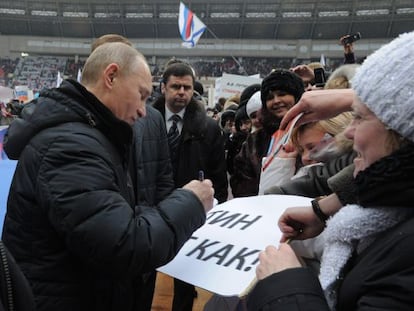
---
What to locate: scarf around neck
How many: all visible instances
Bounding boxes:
[319,143,414,310]
[319,205,413,310]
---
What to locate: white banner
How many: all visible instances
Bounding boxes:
[158,195,312,296]
[214,73,262,104]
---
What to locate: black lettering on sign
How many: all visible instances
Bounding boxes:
[202,244,234,265]
[185,238,220,259]
[185,238,260,272]
[206,210,262,230]
[223,247,260,271]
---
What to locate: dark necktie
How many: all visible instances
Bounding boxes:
[167,114,181,163]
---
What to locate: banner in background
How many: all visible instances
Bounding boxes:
[214,73,262,104]
[14,85,29,102]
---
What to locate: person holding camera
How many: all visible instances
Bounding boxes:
[290,63,326,91]
[340,33,361,64]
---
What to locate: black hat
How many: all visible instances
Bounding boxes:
[194,80,204,96]
[234,104,249,132]
[260,69,304,108]
[220,110,236,128]
[240,83,261,107]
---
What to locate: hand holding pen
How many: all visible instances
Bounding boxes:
[199,170,204,181]
[182,170,214,213]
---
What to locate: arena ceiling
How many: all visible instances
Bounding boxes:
[0,0,413,40]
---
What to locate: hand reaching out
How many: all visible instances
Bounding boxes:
[280,89,355,130]
[256,244,302,280]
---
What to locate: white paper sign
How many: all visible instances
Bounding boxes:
[158,195,312,296]
[214,73,262,104]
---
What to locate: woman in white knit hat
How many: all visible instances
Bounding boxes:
[247,31,414,311]
[245,91,263,133]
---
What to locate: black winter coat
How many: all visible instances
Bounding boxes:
[2,80,206,311]
[230,129,270,197]
[0,241,35,311]
[153,97,228,203]
[130,104,174,206]
[247,216,414,311]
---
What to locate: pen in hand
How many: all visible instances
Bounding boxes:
[198,170,204,181]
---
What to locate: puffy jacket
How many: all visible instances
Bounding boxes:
[0,241,35,311]
[2,80,206,311]
[130,104,174,206]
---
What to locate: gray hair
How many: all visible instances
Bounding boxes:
[81,42,146,85]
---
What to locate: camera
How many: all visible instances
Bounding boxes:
[342,32,361,45]
[314,68,326,88]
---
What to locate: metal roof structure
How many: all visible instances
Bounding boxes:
[0,0,413,40]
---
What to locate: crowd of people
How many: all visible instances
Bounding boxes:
[1,30,414,311]
[1,53,355,93]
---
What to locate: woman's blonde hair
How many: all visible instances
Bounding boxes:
[291,112,354,154]
[290,122,322,154]
[324,64,360,90]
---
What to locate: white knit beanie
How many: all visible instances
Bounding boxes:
[246,91,262,118]
[352,31,414,142]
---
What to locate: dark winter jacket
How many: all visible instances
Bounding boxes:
[0,241,35,311]
[247,216,414,311]
[230,129,271,197]
[130,104,174,206]
[2,80,206,311]
[225,131,248,175]
[153,97,228,203]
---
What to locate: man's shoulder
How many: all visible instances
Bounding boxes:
[134,104,166,138]
[146,104,163,118]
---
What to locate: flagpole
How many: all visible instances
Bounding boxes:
[205,28,249,76]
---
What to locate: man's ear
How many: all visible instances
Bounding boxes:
[160,82,166,94]
[103,63,119,88]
